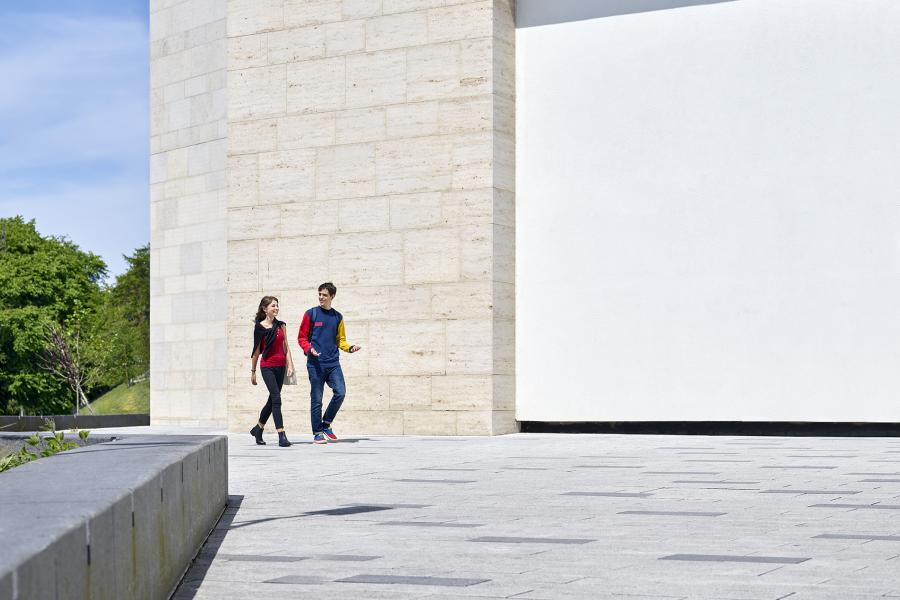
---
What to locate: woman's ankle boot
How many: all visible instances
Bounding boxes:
[278,431,292,447]
[250,425,266,445]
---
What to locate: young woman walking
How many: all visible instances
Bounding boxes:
[249,296,295,447]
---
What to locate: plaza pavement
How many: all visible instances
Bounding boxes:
[165,431,900,600]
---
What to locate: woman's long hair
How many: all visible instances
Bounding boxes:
[255,296,279,322]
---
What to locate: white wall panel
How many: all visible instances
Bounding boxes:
[516,0,900,421]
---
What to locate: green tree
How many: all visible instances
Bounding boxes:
[0,217,107,414]
[87,245,150,388]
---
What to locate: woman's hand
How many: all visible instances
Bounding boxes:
[287,364,294,378]
[251,371,257,385]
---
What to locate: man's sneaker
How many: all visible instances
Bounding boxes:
[322,427,338,442]
[313,433,328,444]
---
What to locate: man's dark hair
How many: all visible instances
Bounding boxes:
[318,282,337,297]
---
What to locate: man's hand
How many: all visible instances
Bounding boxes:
[309,347,320,357]
[350,345,361,353]
[251,372,257,385]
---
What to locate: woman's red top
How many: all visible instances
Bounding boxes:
[259,326,286,368]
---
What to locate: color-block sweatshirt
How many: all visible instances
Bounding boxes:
[297,307,352,368]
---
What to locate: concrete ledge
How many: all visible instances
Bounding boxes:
[0,414,150,432]
[0,435,228,600]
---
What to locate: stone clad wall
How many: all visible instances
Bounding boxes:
[224,0,517,434]
[150,0,229,426]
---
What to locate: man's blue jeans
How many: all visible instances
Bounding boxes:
[308,362,346,434]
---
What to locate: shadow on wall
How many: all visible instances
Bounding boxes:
[516,0,742,27]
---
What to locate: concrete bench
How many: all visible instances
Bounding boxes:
[0,435,228,600]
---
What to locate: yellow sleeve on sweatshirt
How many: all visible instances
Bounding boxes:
[336,318,352,353]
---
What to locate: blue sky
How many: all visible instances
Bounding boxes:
[0,0,149,279]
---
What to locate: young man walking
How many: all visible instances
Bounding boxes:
[297,282,361,444]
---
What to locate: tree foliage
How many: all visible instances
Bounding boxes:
[0,217,149,415]
[0,217,106,414]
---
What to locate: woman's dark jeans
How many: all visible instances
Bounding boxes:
[258,366,285,429]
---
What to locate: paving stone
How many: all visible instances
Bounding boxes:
[660,554,810,564]
[336,574,489,587]
[469,537,595,545]
[618,511,726,517]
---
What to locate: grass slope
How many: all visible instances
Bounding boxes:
[81,380,150,415]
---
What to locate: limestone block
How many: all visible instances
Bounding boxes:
[316,143,376,200]
[369,320,445,375]
[267,26,326,64]
[452,131,493,190]
[168,97,191,132]
[376,137,453,194]
[286,57,346,114]
[445,318,492,374]
[345,376,389,410]
[347,50,406,109]
[278,113,336,149]
[229,64,287,120]
[439,95,491,134]
[493,0,515,41]
[493,318,514,375]
[390,192,442,229]
[229,118,278,154]
[455,410,493,435]
[403,410,456,435]
[227,33,268,70]
[227,206,281,240]
[493,374,514,411]
[493,281,514,320]
[259,235,331,289]
[382,0,442,14]
[227,155,259,207]
[228,0,283,36]
[427,2,492,44]
[188,143,212,176]
[494,131,514,193]
[460,38,492,96]
[494,188,514,227]
[492,410,518,434]
[432,375,492,410]
[493,93,514,136]
[458,223,491,280]
[404,228,460,283]
[431,281,492,319]
[339,196,389,232]
[227,240,259,292]
[335,107,386,144]
[284,0,342,28]
[189,38,227,77]
[407,43,460,102]
[258,149,316,204]
[342,0,382,19]
[325,19,366,56]
[163,81,184,104]
[385,101,438,139]
[389,375,431,409]
[387,285,432,320]
[493,38,514,99]
[492,223,514,284]
[440,188,492,226]
[281,200,340,236]
[340,321,370,377]
[365,13,427,52]
[332,286,389,320]
[330,231,403,285]
[333,410,404,435]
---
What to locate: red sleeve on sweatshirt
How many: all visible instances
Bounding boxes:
[297,310,311,354]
